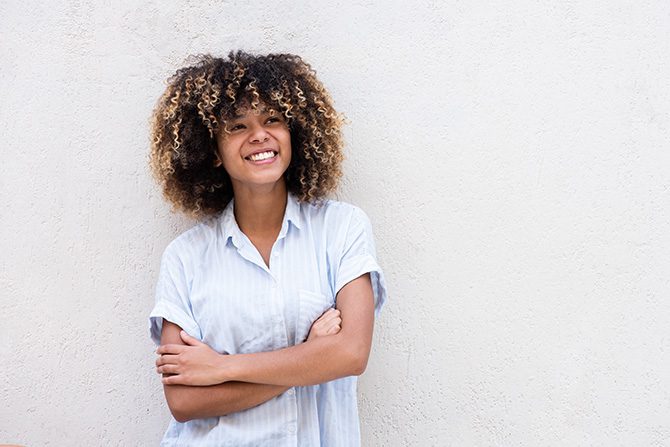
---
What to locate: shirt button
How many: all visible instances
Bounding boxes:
[287,423,296,434]
[287,388,295,396]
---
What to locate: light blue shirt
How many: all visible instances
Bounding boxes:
[149,192,387,446]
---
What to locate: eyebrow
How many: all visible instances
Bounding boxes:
[232,107,274,119]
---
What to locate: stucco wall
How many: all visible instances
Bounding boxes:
[2,1,669,445]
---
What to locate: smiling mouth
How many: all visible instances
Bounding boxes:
[245,150,278,162]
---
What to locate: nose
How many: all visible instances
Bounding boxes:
[249,124,269,143]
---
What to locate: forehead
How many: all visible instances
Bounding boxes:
[229,102,278,120]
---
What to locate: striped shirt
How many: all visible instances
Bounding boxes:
[149,191,387,446]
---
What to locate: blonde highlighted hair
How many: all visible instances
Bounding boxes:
[149,51,346,218]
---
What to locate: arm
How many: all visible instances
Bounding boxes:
[158,308,344,422]
[159,320,288,422]
[159,273,375,387]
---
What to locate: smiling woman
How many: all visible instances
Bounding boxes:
[147,51,388,446]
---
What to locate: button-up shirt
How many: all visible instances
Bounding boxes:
[149,192,387,446]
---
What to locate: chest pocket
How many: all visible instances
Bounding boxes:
[296,289,335,344]
[194,290,274,355]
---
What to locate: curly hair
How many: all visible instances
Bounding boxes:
[149,51,346,218]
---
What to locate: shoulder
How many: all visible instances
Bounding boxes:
[299,198,375,249]
[301,197,371,229]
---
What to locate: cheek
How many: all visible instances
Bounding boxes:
[221,155,243,177]
[281,131,292,152]
[283,139,292,164]
[216,150,242,177]
[216,139,240,162]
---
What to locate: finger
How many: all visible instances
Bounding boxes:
[156,344,185,355]
[326,324,341,334]
[180,331,203,346]
[317,309,340,324]
[316,308,338,321]
[155,354,179,367]
[321,315,341,329]
[326,319,341,331]
[161,375,180,385]
[157,364,180,375]
[327,318,341,328]
[162,374,184,386]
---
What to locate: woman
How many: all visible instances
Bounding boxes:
[148,51,387,446]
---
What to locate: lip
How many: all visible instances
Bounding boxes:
[246,154,278,166]
[244,148,278,160]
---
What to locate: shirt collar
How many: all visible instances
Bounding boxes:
[219,192,302,248]
[284,191,303,231]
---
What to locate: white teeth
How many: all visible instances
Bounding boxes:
[249,151,275,161]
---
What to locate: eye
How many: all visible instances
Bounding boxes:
[266,117,282,124]
[229,123,245,131]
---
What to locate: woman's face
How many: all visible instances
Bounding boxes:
[215,103,292,193]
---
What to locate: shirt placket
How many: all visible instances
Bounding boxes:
[269,239,299,444]
[269,245,287,346]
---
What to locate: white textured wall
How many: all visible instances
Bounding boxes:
[2,1,669,445]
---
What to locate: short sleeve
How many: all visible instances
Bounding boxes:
[148,242,201,346]
[334,207,388,317]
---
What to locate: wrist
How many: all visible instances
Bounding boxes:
[217,353,238,383]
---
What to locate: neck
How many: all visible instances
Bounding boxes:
[232,181,288,238]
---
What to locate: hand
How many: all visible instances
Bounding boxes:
[307,308,342,342]
[156,331,230,386]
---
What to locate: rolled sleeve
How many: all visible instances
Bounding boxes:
[335,207,388,317]
[148,242,201,345]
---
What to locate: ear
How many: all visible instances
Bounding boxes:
[213,156,222,167]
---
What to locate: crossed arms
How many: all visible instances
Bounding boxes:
[155,273,375,423]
